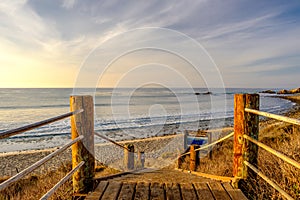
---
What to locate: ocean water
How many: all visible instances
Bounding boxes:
[0,88,295,152]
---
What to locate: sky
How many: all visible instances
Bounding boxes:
[0,0,300,88]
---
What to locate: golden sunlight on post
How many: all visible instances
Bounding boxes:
[70,96,95,195]
[233,94,259,187]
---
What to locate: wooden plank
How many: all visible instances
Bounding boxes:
[178,169,234,182]
[85,181,108,200]
[180,183,197,200]
[71,95,95,194]
[222,182,233,189]
[118,182,136,200]
[165,183,181,200]
[150,182,165,200]
[94,171,133,181]
[222,182,247,200]
[101,181,122,200]
[194,182,214,200]
[208,182,230,200]
[134,182,150,200]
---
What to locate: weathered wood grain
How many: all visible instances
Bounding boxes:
[194,182,214,200]
[118,182,136,200]
[150,182,165,200]
[208,182,230,200]
[134,182,150,200]
[165,183,181,200]
[70,95,95,194]
[180,183,197,200]
[101,181,122,200]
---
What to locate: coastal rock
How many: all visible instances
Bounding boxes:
[278,89,291,94]
[277,87,300,94]
[261,90,276,94]
[290,88,300,94]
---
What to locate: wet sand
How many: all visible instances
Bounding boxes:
[1,94,299,177]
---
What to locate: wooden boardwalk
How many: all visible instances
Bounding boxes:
[86,180,247,200]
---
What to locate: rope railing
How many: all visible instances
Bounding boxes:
[0,109,84,139]
[244,161,293,200]
[40,161,85,200]
[240,98,299,199]
[179,131,234,157]
[243,135,300,170]
[245,108,300,126]
[0,135,84,191]
[94,131,129,151]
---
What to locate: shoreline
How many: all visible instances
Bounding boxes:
[279,95,300,105]
[0,94,299,177]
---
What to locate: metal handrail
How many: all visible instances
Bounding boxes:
[0,104,88,198]
[245,108,300,126]
[244,161,294,200]
[0,109,83,139]
[0,135,84,191]
[95,132,129,151]
[40,161,85,200]
[243,135,300,170]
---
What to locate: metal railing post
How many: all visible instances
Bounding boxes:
[70,95,95,194]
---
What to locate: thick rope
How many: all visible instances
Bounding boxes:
[179,131,234,157]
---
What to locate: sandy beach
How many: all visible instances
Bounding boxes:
[0,94,299,178]
[0,134,185,177]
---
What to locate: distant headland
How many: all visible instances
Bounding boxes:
[261,87,300,95]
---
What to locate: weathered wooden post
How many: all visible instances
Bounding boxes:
[177,153,182,169]
[190,145,199,171]
[233,94,259,187]
[70,95,95,194]
[183,130,188,150]
[208,132,213,159]
[124,144,134,170]
[137,151,145,169]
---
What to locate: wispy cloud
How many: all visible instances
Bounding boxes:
[62,0,76,9]
[0,0,299,87]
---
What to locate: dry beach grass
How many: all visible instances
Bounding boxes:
[188,95,300,199]
[0,95,299,199]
